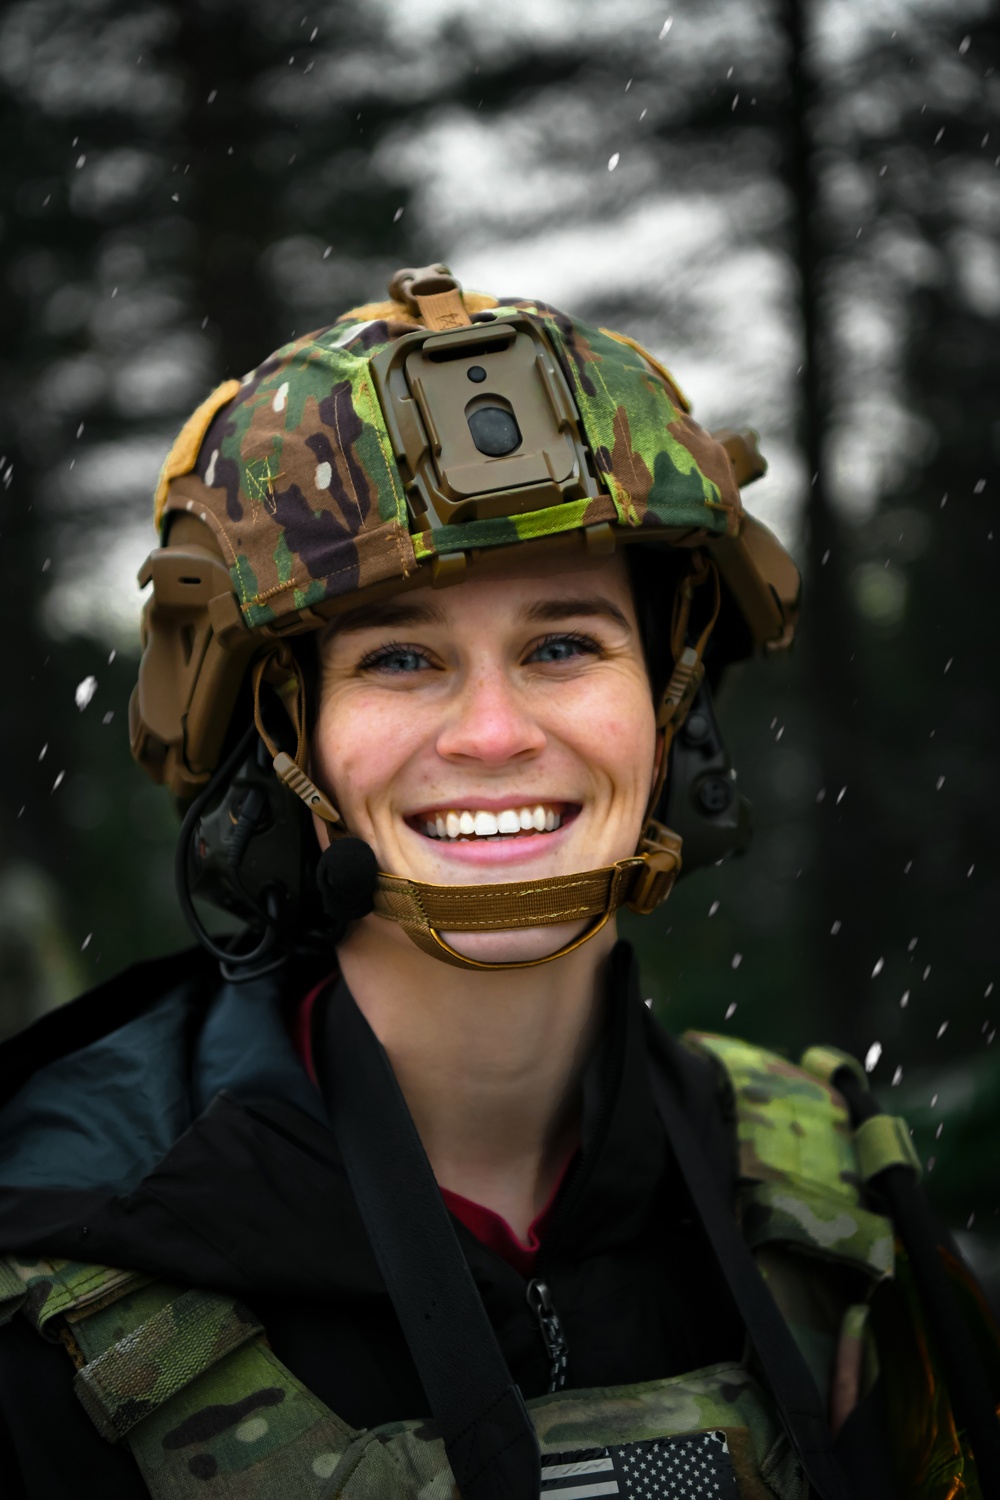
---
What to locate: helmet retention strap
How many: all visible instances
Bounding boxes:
[251,648,341,826]
[629,556,721,915]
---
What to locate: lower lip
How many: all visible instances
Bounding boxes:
[408,811,580,867]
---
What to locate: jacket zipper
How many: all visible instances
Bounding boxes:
[526,1278,568,1392]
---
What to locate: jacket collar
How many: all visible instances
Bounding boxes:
[0,942,722,1303]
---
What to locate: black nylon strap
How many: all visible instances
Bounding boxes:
[646,1051,860,1500]
[318,982,541,1500]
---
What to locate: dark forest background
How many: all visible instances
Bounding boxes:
[0,0,997,1288]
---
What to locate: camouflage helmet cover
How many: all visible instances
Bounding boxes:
[131,274,799,821]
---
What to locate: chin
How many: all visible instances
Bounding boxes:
[436,918,599,967]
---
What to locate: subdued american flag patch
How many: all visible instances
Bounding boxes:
[539,1429,739,1499]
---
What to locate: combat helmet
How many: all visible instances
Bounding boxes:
[130,265,800,975]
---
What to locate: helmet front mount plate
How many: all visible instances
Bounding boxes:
[370,316,602,530]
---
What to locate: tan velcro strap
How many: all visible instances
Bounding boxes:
[413,288,472,331]
[855,1114,922,1183]
[74,1290,263,1443]
[387,264,472,331]
[374,858,646,933]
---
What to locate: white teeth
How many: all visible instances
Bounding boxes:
[420,804,566,838]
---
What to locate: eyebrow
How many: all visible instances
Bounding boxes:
[328,592,631,637]
[328,600,448,635]
[519,596,631,630]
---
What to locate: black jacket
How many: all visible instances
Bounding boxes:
[0,941,748,1498]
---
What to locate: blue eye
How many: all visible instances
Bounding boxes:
[529,633,599,664]
[360,643,431,674]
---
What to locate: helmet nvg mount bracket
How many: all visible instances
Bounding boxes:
[130,264,800,974]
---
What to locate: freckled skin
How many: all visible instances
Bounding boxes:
[312,550,658,964]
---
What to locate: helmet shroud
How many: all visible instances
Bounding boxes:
[130,266,800,973]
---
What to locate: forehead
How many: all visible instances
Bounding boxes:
[324,551,638,640]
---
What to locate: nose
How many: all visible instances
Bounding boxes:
[435,664,546,768]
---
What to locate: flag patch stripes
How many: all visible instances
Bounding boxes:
[540,1430,739,1499]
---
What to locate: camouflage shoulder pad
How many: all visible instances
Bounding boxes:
[685,1032,857,1192]
[684,1032,894,1281]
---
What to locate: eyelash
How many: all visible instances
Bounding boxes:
[529,631,602,664]
[356,639,432,673]
[356,631,602,674]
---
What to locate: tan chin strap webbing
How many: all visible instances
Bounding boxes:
[371,832,682,971]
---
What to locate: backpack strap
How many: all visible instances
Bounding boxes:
[1,1255,358,1498]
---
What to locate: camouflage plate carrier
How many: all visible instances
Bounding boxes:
[0,1037,989,1499]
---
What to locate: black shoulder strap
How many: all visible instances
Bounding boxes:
[317,981,541,1500]
[645,1045,863,1500]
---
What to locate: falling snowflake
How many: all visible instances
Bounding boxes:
[608,153,620,171]
[75,675,97,711]
[864,1041,882,1073]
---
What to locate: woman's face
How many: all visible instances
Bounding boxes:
[312,550,659,963]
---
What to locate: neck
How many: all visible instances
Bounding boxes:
[336,917,616,1239]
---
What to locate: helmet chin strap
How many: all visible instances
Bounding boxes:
[251,557,719,972]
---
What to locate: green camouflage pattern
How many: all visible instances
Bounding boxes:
[685,1032,862,1198]
[0,1253,149,1335]
[165,317,419,630]
[333,1364,799,1500]
[685,1032,895,1411]
[160,300,743,631]
[74,1288,266,1442]
[2,1251,796,1498]
[8,1037,990,1498]
[740,1179,893,1280]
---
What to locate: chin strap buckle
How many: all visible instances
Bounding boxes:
[627,821,684,915]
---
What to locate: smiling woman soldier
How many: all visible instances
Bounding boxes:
[0,267,997,1500]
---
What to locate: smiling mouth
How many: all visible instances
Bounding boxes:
[406,803,579,842]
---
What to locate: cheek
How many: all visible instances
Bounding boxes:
[552,672,657,794]
[312,689,427,818]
